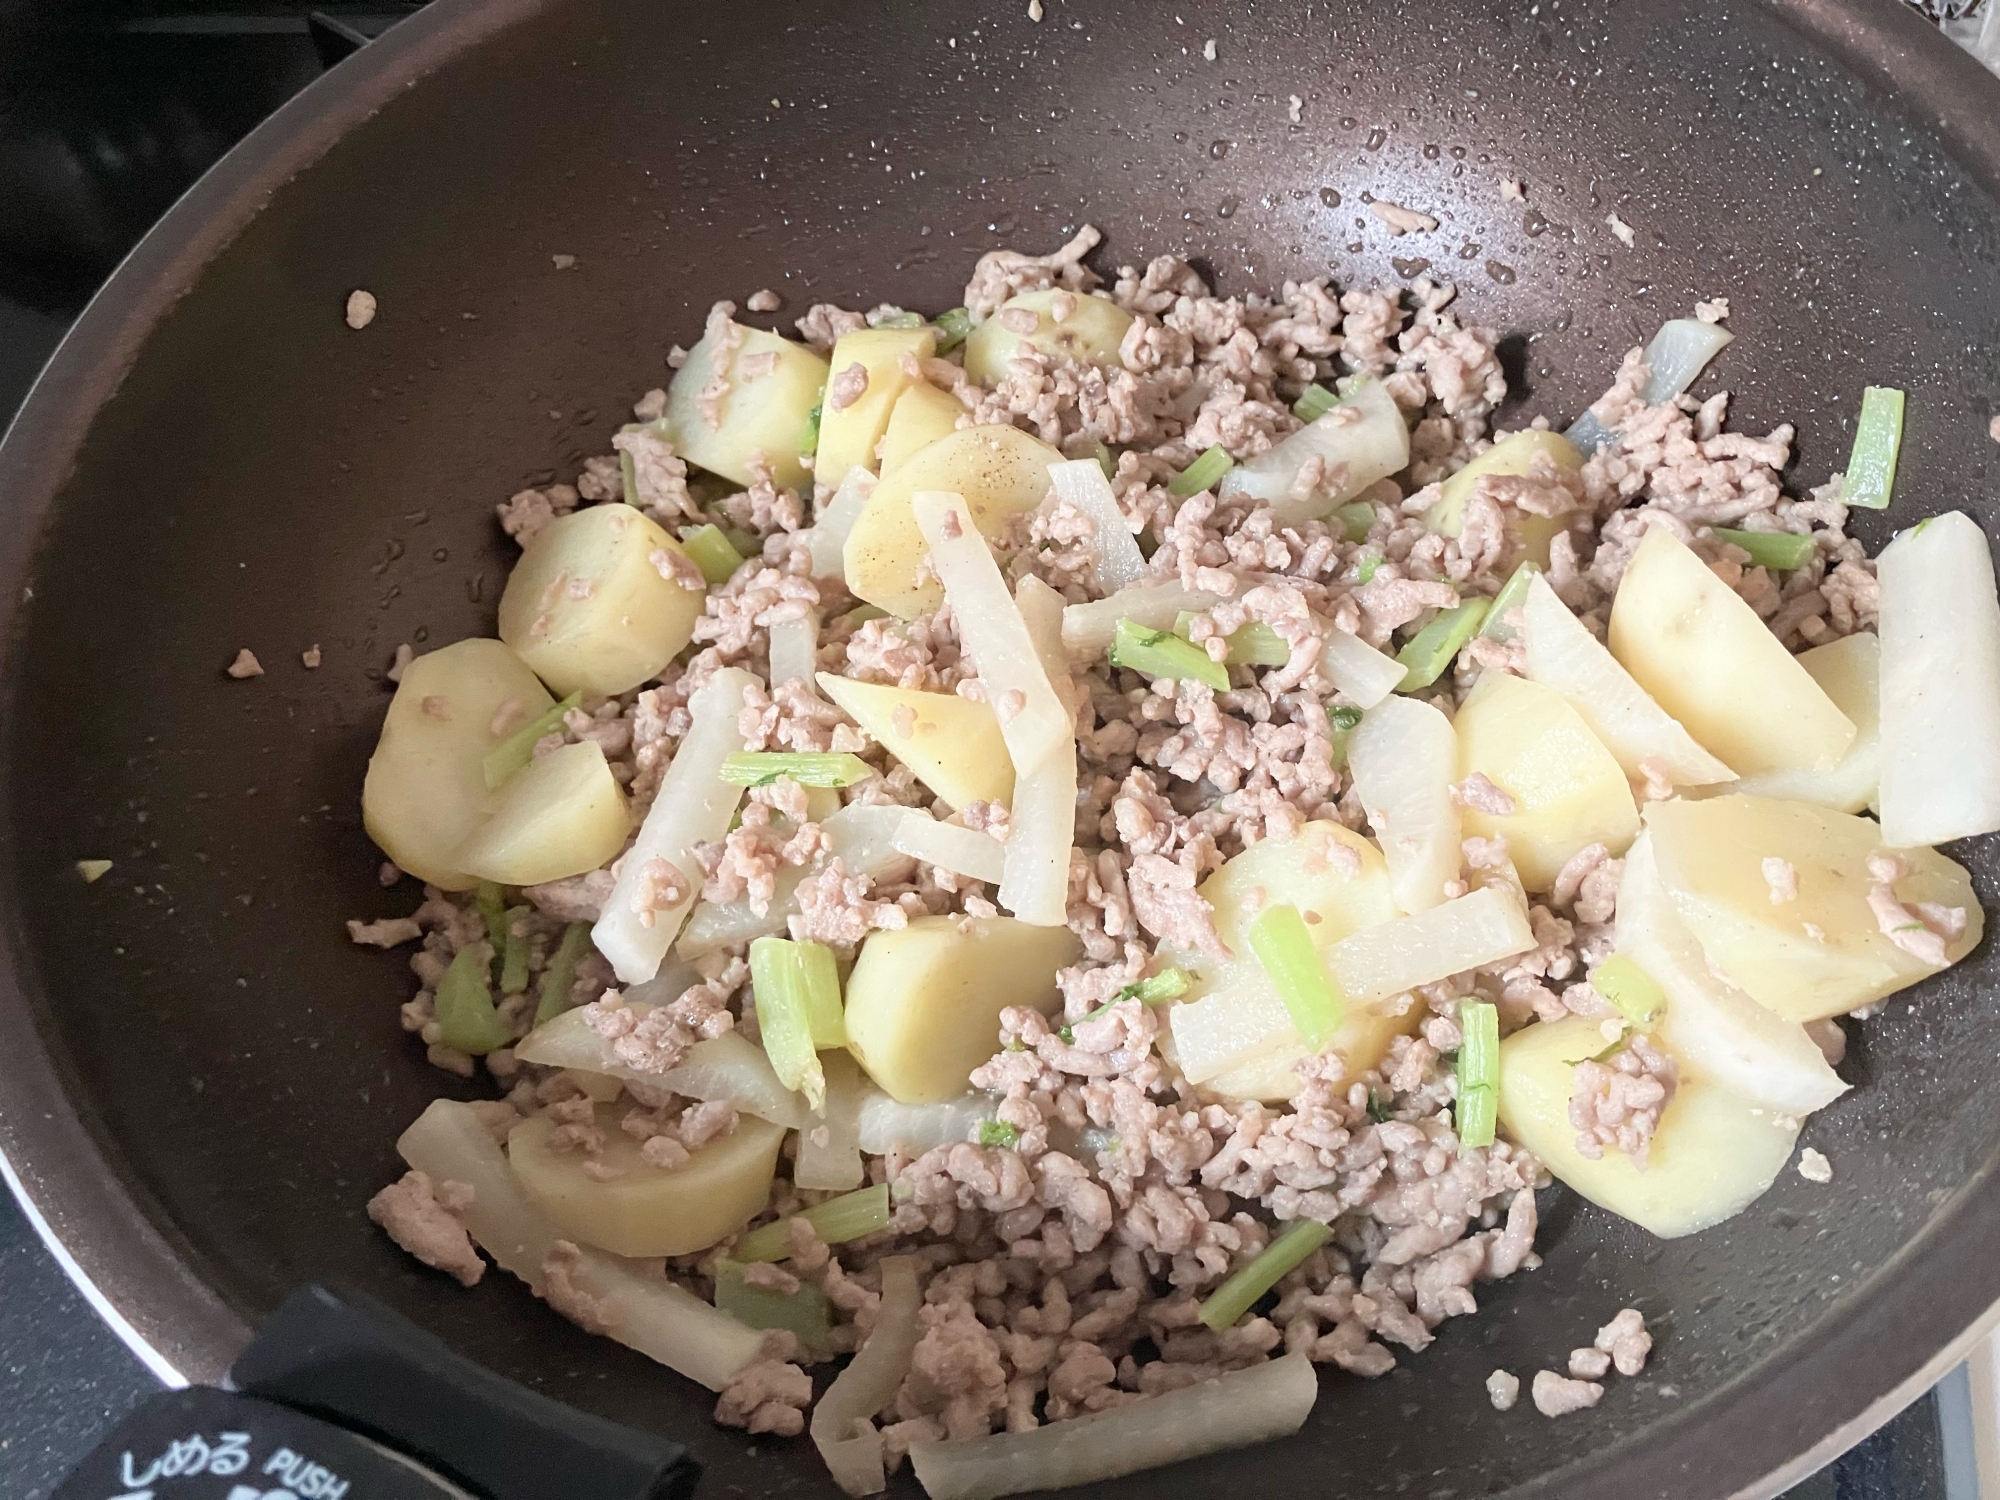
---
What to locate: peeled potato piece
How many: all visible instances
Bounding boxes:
[362,639,553,890]
[662,321,828,490]
[1607,526,1855,778]
[842,424,1065,617]
[497,503,706,697]
[1729,633,1880,814]
[1498,1016,1802,1239]
[815,672,1014,811]
[844,916,1079,1103]
[507,1105,785,1258]
[816,327,937,480]
[962,289,1135,386]
[880,382,968,473]
[455,741,630,886]
[1423,429,1584,569]
[1644,794,1981,1023]
[1453,671,1639,891]
[1197,821,1398,964]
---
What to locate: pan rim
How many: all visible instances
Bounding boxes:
[0,0,1996,1495]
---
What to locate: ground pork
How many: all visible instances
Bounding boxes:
[1570,1035,1676,1168]
[1533,1370,1604,1416]
[368,1171,483,1286]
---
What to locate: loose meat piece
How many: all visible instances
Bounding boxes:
[1594,1307,1653,1376]
[367,1171,483,1287]
[1531,1370,1604,1417]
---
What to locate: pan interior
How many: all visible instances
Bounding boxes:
[4,1,1999,1496]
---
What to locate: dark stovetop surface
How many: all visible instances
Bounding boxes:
[0,5,1967,1498]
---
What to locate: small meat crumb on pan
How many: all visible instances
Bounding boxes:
[1605,213,1638,247]
[301,644,322,669]
[76,859,112,884]
[1798,1147,1833,1184]
[1369,200,1439,235]
[344,289,377,329]
[367,1170,483,1286]
[1487,1369,1521,1410]
[1532,1370,1604,1417]
[226,648,264,679]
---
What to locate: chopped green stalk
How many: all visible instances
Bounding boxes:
[1173,613,1291,668]
[535,922,593,1025]
[1088,439,1117,480]
[872,309,926,329]
[720,751,874,789]
[1592,954,1666,1027]
[1713,527,1815,572]
[1396,599,1492,690]
[1198,1217,1332,1330]
[1356,553,1383,584]
[1292,383,1340,423]
[977,1120,1021,1148]
[678,524,746,585]
[713,1261,833,1353]
[1169,444,1234,498]
[483,691,584,788]
[1335,501,1378,543]
[795,940,847,1047]
[1455,999,1500,1148]
[722,525,762,558]
[1843,385,1905,510]
[750,935,832,1109]
[1247,904,1345,1049]
[1366,1088,1393,1124]
[932,306,975,354]
[1478,561,1543,643]
[799,394,825,455]
[1327,703,1363,770]
[499,907,532,995]
[735,1184,893,1262]
[475,881,510,953]
[1108,617,1230,693]
[434,945,514,1055]
[1119,967,1191,1005]
[841,603,890,629]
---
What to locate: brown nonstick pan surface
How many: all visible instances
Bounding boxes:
[2,0,1999,1495]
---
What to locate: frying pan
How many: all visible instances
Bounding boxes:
[2,0,1998,1495]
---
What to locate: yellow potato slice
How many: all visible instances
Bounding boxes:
[1607,526,1856,777]
[1498,1015,1802,1239]
[1729,633,1880,814]
[815,326,937,480]
[842,424,1065,617]
[1191,998,1424,1103]
[1423,430,1584,568]
[507,1106,785,1258]
[496,503,706,698]
[1453,671,1639,891]
[962,289,1135,385]
[844,916,1079,1103]
[362,639,552,890]
[814,673,1014,811]
[1644,794,1981,1022]
[662,322,828,490]
[1198,821,1397,966]
[455,740,630,886]
[879,382,968,473]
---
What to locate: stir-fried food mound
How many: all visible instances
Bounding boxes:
[353,228,1998,1497]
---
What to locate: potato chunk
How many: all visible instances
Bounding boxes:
[880,382,968,473]
[1607,526,1855,777]
[362,639,552,890]
[454,741,630,886]
[507,1106,785,1257]
[1453,671,1639,891]
[1730,633,1880,814]
[1644,794,1981,1022]
[815,673,1013,811]
[1498,1016,1801,1239]
[1199,821,1397,964]
[661,321,828,489]
[497,503,706,697]
[1422,430,1583,568]
[815,326,937,480]
[962,290,1135,386]
[844,916,1079,1103]
[842,424,1066,617]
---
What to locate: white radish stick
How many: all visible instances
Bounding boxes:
[1047,458,1147,592]
[1318,627,1407,708]
[808,465,877,580]
[1347,695,1460,913]
[1061,582,1221,656]
[1325,885,1536,1004]
[1000,575,1079,926]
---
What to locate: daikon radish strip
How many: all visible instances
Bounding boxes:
[1324,885,1536,1005]
[768,607,822,687]
[1000,574,1078,927]
[514,1015,810,1129]
[1346,695,1460,913]
[1522,574,1734,786]
[810,465,877,580]
[678,804,918,957]
[396,1099,761,1391]
[812,1256,922,1496]
[593,666,755,982]
[795,1051,867,1192]
[856,1091,997,1154]
[908,1351,1318,1500]
[1168,970,1297,1084]
[1220,377,1410,526]
[1877,510,2000,845]
[893,817,1008,885]
[1048,458,1147,591]
[912,491,1069,772]
[1565,318,1734,453]
[1061,583,1221,656]
[1318,627,1406,708]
